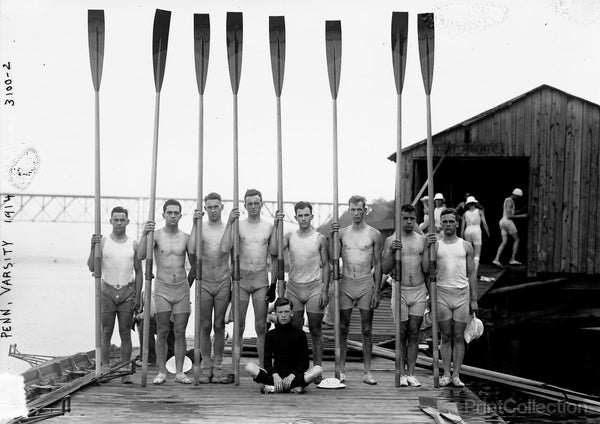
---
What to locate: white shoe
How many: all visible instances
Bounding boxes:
[339,373,346,383]
[406,375,421,387]
[399,374,408,387]
[439,375,452,387]
[452,376,465,387]
[261,384,275,393]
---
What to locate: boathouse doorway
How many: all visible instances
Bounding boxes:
[412,157,530,264]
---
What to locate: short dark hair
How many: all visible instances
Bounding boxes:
[348,195,367,209]
[440,208,458,220]
[400,204,416,214]
[163,199,182,213]
[274,296,293,310]
[204,192,222,202]
[294,201,313,214]
[111,206,129,218]
[244,188,262,202]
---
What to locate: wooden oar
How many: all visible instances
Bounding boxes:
[192,13,210,386]
[417,12,439,388]
[141,8,171,387]
[226,11,243,386]
[390,11,408,388]
[87,9,105,378]
[325,20,342,380]
[269,16,286,298]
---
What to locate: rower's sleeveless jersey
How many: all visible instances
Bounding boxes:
[464,209,481,227]
[101,235,135,285]
[436,238,469,289]
[288,231,322,283]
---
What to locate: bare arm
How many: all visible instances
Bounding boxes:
[187,210,203,255]
[381,235,395,275]
[220,208,239,253]
[137,221,155,260]
[465,241,478,312]
[133,240,143,309]
[480,210,490,237]
[370,230,384,309]
[318,234,331,308]
[87,234,102,272]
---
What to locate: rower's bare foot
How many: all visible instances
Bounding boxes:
[492,260,502,267]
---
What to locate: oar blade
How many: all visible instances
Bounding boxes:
[325,20,341,100]
[417,13,435,95]
[193,14,210,95]
[152,9,171,93]
[391,12,408,95]
[269,16,285,97]
[226,12,243,95]
[87,10,105,92]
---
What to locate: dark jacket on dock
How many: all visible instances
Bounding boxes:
[265,322,309,377]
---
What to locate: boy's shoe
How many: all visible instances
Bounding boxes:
[399,374,408,387]
[439,375,452,387]
[260,385,275,394]
[406,375,421,387]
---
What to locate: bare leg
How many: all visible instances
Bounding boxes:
[116,311,133,364]
[291,310,304,330]
[251,286,269,368]
[473,244,481,274]
[200,296,214,364]
[101,311,117,366]
[438,319,453,376]
[154,311,172,375]
[406,315,423,375]
[213,297,229,359]
[339,308,353,373]
[307,312,324,365]
[510,233,520,262]
[451,321,468,378]
[172,312,190,374]
[494,234,508,263]
[359,308,374,374]
[399,320,408,374]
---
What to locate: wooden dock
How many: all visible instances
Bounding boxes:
[50,356,505,424]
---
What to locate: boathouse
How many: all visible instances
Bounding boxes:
[389,84,600,277]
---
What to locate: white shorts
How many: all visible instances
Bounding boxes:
[464,225,482,246]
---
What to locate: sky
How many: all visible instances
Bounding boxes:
[1,0,599,206]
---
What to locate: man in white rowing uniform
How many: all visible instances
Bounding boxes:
[189,192,232,383]
[381,203,436,387]
[138,199,193,385]
[423,208,478,387]
[272,201,330,370]
[332,195,383,385]
[221,188,277,367]
[493,188,527,267]
[88,206,142,384]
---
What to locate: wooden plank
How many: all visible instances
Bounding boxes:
[531,89,545,272]
[560,98,577,272]
[522,95,533,157]
[568,99,584,272]
[579,102,593,273]
[590,107,600,274]
[546,90,565,272]
[50,357,506,424]
[513,99,524,156]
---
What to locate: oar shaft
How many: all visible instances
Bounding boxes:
[425,93,439,387]
[331,98,341,379]
[232,93,241,386]
[141,92,161,387]
[194,94,204,385]
[394,93,402,387]
[276,96,285,297]
[93,90,102,377]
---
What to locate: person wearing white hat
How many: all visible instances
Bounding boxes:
[433,193,446,239]
[493,188,527,267]
[460,196,490,274]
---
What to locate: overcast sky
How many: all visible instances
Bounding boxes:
[1,0,599,205]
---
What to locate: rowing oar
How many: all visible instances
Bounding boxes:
[192,13,210,386]
[417,12,439,388]
[87,9,105,378]
[269,16,286,299]
[390,11,408,388]
[226,11,243,386]
[325,20,342,380]
[141,9,171,387]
